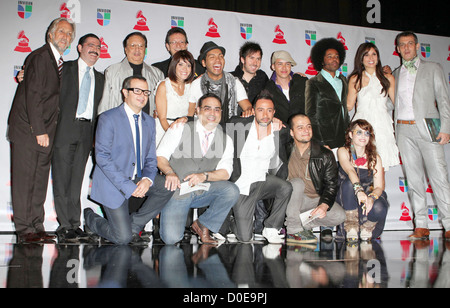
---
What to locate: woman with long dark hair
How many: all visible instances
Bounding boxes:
[336,119,389,242]
[347,42,399,170]
[154,50,195,146]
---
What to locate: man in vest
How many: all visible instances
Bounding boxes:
[157,93,239,244]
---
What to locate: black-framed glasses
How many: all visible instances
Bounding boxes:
[127,88,151,96]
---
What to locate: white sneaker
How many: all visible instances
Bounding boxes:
[262,228,285,244]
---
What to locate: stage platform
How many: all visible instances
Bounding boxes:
[0,230,448,289]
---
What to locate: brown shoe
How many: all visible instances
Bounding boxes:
[37,231,57,240]
[191,220,217,244]
[408,228,430,240]
[445,230,450,241]
[18,232,42,244]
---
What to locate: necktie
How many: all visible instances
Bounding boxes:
[58,57,63,78]
[77,67,91,115]
[133,114,142,178]
[201,131,213,157]
[403,57,417,75]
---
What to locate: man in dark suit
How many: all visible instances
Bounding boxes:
[84,76,174,245]
[52,34,104,243]
[8,17,75,243]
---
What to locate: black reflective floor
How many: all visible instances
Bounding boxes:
[0,230,449,288]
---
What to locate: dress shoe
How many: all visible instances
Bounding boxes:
[445,230,450,241]
[129,233,148,246]
[37,231,56,240]
[191,220,217,244]
[18,232,42,244]
[408,228,430,240]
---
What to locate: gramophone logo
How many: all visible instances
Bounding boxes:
[133,10,149,31]
[447,45,450,61]
[14,31,32,53]
[100,37,111,59]
[240,23,252,40]
[18,1,33,19]
[393,38,400,56]
[59,1,80,23]
[305,56,318,76]
[97,8,111,26]
[399,202,412,221]
[420,43,431,58]
[336,32,349,50]
[305,30,316,46]
[171,16,184,28]
[205,18,220,38]
[272,25,286,44]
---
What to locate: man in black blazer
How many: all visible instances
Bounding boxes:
[52,34,105,242]
[8,18,76,243]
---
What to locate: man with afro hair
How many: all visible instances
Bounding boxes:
[304,37,349,242]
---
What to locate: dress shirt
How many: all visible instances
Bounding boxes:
[123,103,144,181]
[234,120,276,195]
[157,120,234,178]
[397,58,420,121]
[49,42,62,63]
[320,69,343,101]
[76,58,95,120]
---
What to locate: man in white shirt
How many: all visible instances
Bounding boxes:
[52,34,105,243]
[393,31,450,241]
[157,93,239,245]
[226,90,292,243]
[84,76,174,245]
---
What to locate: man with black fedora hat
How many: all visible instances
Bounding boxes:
[188,41,253,123]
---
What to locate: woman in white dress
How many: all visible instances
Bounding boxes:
[155,50,195,146]
[347,42,399,170]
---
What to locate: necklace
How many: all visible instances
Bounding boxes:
[351,145,367,166]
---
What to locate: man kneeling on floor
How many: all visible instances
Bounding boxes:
[285,113,345,244]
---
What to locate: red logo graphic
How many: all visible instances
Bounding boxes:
[305,57,318,75]
[447,45,450,61]
[399,202,412,221]
[393,39,399,56]
[60,3,72,19]
[205,18,220,38]
[133,10,149,31]
[272,25,286,44]
[14,31,32,53]
[336,32,348,50]
[100,37,111,59]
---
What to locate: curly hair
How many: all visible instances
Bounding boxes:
[344,119,378,175]
[310,37,346,72]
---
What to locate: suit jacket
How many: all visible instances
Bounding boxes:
[98,58,164,115]
[8,43,61,154]
[226,116,289,182]
[90,104,157,209]
[393,60,450,140]
[305,72,349,149]
[54,60,104,147]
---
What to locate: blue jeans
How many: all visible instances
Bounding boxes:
[160,181,240,244]
[85,174,174,245]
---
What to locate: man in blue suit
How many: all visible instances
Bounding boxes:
[84,76,174,245]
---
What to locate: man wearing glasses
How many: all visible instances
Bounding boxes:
[152,27,205,78]
[157,93,239,245]
[98,32,164,115]
[84,76,174,245]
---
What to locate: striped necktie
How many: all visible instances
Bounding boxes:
[58,57,63,78]
[201,131,213,157]
[133,114,142,178]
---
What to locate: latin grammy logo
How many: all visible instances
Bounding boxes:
[100,37,111,59]
[14,31,32,53]
[305,57,318,76]
[399,202,412,221]
[272,25,286,44]
[336,32,349,50]
[205,18,220,38]
[133,10,149,31]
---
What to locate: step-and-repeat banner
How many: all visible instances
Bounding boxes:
[1,0,449,232]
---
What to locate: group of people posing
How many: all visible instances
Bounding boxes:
[8,17,450,247]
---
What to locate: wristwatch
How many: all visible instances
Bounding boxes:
[203,172,209,181]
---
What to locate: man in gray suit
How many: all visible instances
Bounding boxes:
[393,31,450,240]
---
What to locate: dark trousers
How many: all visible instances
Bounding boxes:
[10,142,52,235]
[85,174,174,245]
[233,175,293,242]
[52,121,92,232]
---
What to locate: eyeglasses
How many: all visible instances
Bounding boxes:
[127,88,151,96]
[201,106,222,113]
[353,129,371,137]
[127,43,146,50]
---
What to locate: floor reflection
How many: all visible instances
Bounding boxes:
[1,231,449,288]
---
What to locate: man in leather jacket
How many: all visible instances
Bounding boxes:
[284,113,345,244]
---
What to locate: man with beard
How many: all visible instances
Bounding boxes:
[226,90,292,243]
[52,34,105,243]
[284,114,344,244]
[8,17,76,243]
